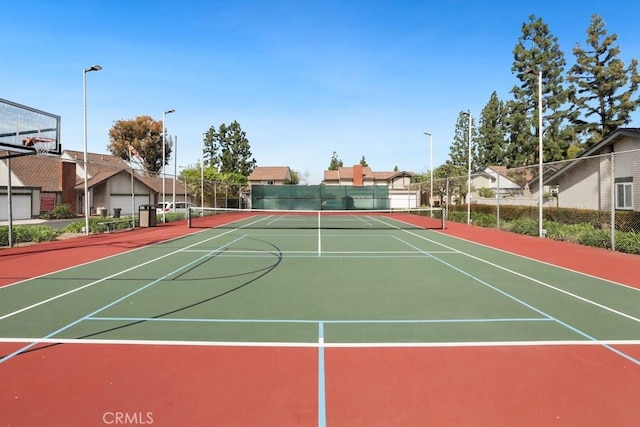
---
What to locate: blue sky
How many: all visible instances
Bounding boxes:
[3,1,640,184]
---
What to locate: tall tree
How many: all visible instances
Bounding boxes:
[107,115,172,175]
[201,127,219,169]
[203,121,256,176]
[510,15,573,165]
[448,111,477,175]
[476,91,508,169]
[359,156,368,167]
[567,13,640,147]
[328,151,343,170]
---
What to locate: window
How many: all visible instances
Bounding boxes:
[615,182,633,209]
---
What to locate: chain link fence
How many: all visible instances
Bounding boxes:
[22,148,637,254]
[410,149,640,254]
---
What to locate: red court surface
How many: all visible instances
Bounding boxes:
[325,345,640,426]
[2,342,639,426]
[441,221,640,288]
[1,343,317,426]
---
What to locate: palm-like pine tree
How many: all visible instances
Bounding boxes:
[477,92,508,169]
[509,15,573,165]
[568,13,640,148]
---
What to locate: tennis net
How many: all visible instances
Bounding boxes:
[187,207,446,230]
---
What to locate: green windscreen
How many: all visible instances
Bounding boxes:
[251,185,390,210]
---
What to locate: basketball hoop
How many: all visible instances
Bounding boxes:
[23,136,55,156]
[33,140,54,156]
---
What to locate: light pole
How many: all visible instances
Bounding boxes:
[465,111,472,225]
[173,135,177,210]
[423,132,433,215]
[83,64,102,235]
[537,70,544,238]
[201,132,205,212]
[162,109,175,223]
[525,69,544,238]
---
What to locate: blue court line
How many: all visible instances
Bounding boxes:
[318,321,327,427]
[392,234,640,366]
[0,235,247,364]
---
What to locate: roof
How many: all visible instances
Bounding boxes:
[136,174,187,194]
[374,170,414,180]
[487,165,507,176]
[248,166,291,181]
[480,166,523,188]
[323,166,413,182]
[2,154,67,192]
[63,149,131,178]
[2,149,173,195]
[73,169,123,190]
[544,127,640,185]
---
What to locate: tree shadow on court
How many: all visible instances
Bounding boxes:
[1,237,283,360]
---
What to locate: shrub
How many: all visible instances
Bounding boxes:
[576,228,611,249]
[478,187,495,198]
[40,204,78,220]
[613,231,640,255]
[472,212,497,228]
[0,225,59,246]
[505,218,539,236]
[448,210,468,224]
[65,215,143,234]
[444,204,640,255]
[543,221,598,242]
[160,212,186,222]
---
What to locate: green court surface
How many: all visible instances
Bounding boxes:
[2,211,640,359]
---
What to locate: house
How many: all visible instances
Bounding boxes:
[323,165,417,208]
[542,128,640,211]
[248,166,293,185]
[63,150,157,216]
[472,166,524,197]
[0,155,76,220]
[0,150,192,220]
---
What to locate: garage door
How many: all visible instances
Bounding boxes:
[0,195,32,220]
[110,195,150,216]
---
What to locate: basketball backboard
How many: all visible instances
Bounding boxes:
[0,98,61,157]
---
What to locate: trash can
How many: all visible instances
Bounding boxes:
[98,207,108,217]
[138,204,156,227]
[113,208,121,218]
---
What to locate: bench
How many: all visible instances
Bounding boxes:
[98,218,136,233]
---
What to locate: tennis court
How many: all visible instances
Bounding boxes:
[1,210,640,426]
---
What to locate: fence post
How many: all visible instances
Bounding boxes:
[445,178,450,218]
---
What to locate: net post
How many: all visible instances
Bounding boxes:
[187,207,192,228]
[441,207,446,229]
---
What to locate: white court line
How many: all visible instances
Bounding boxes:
[363,216,640,326]
[182,249,455,255]
[0,225,254,321]
[2,337,640,348]
[416,232,640,324]
[436,228,640,292]
[0,227,212,290]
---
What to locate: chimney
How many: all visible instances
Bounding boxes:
[60,160,77,211]
[353,164,363,187]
